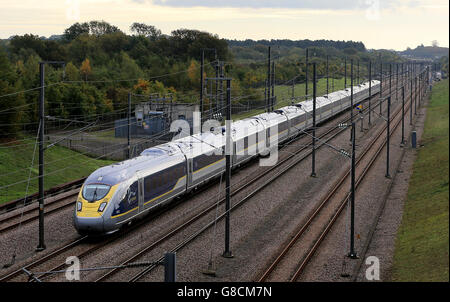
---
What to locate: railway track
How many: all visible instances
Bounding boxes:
[256,81,418,282]
[95,83,404,282]
[0,190,78,235]
[0,178,85,214]
[0,77,405,282]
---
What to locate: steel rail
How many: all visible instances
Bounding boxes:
[256,80,416,282]
[124,83,404,282]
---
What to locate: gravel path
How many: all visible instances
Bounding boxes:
[354,95,429,282]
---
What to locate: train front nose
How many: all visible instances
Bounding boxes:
[74,199,108,234]
[74,214,105,234]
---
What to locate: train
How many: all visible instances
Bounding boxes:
[74,80,380,234]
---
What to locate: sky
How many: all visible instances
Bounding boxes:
[0,0,448,51]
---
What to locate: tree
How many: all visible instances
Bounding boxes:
[65,62,80,81]
[0,48,25,138]
[88,20,121,36]
[187,59,200,86]
[63,22,90,41]
[130,23,161,41]
[80,58,92,81]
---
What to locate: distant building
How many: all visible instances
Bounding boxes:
[115,95,200,139]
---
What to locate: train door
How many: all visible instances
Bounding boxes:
[187,158,194,188]
[137,173,145,213]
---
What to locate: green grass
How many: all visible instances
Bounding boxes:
[232,77,351,121]
[391,79,449,282]
[0,138,115,204]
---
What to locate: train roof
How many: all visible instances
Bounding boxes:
[85,80,379,185]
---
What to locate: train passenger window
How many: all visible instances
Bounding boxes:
[145,177,151,194]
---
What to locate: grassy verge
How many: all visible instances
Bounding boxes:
[0,139,115,205]
[391,79,449,281]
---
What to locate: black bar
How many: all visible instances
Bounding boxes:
[380,62,383,115]
[396,63,399,101]
[402,63,404,89]
[215,61,219,118]
[389,63,392,98]
[326,55,329,95]
[271,61,275,111]
[305,48,309,96]
[419,72,422,107]
[401,86,405,146]
[386,96,391,178]
[164,253,176,282]
[350,59,353,141]
[410,76,413,126]
[200,51,204,121]
[348,122,357,259]
[223,78,233,258]
[368,61,372,125]
[414,76,417,115]
[264,79,267,108]
[267,47,271,113]
[128,92,131,159]
[344,57,347,89]
[37,62,46,252]
[311,63,317,178]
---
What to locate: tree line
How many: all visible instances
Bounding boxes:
[0,20,408,139]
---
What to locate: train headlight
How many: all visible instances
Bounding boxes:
[98,202,107,212]
[76,201,82,212]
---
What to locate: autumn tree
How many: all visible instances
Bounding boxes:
[187,59,200,87]
[80,58,92,81]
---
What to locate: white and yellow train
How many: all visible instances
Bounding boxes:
[74,80,380,234]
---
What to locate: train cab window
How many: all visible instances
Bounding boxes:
[82,184,111,202]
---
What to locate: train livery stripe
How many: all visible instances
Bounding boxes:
[193,158,225,174]
[143,175,186,206]
[110,206,138,219]
[111,176,186,218]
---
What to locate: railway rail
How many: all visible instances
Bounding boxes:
[0,178,85,214]
[95,81,406,282]
[0,74,413,282]
[0,74,404,237]
[0,190,78,235]
[256,79,420,282]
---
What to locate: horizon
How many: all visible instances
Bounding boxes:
[0,1,448,51]
[2,29,447,53]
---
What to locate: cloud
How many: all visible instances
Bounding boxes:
[137,0,401,10]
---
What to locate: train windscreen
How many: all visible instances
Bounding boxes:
[82,184,111,202]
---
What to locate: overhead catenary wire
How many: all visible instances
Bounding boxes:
[0,117,176,180]
[0,56,422,185]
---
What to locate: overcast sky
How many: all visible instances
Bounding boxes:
[0,0,448,50]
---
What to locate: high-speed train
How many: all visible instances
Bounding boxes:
[74,80,380,234]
